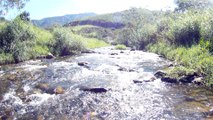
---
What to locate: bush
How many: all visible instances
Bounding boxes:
[51,27,86,56]
[0,16,54,63]
[166,14,201,46]
[0,52,14,65]
[0,17,36,52]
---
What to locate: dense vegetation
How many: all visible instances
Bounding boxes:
[114,1,213,86]
[0,13,109,65]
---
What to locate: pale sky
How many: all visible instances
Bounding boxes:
[5,0,176,20]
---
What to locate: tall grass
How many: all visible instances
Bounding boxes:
[148,42,213,86]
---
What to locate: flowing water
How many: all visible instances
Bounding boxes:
[0,47,213,120]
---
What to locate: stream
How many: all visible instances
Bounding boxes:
[0,47,213,120]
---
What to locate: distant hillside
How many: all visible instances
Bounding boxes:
[66,8,161,28]
[32,13,96,28]
[64,20,125,29]
[65,8,163,45]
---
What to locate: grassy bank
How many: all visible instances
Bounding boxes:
[0,16,109,65]
[147,42,213,86]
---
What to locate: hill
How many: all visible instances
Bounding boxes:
[65,8,162,45]
[32,13,96,28]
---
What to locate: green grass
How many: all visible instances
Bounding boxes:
[148,42,213,86]
[115,44,127,50]
[71,33,110,49]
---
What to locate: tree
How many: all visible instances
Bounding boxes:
[175,0,213,12]
[0,0,29,15]
[19,11,30,21]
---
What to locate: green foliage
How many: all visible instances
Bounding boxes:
[165,13,200,46]
[19,11,30,21]
[0,52,14,65]
[0,17,38,62]
[115,44,127,50]
[0,16,54,63]
[175,0,212,12]
[0,17,35,52]
[165,66,196,79]
[71,33,109,49]
[148,41,213,86]
[0,0,29,15]
[51,27,86,56]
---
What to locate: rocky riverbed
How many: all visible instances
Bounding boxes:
[0,47,213,120]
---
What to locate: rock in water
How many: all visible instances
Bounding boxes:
[54,86,65,94]
[81,49,95,54]
[154,70,167,78]
[120,51,124,53]
[35,83,49,91]
[133,80,143,83]
[79,87,108,93]
[179,75,194,83]
[78,62,89,66]
[161,77,178,83]
[110,53,118,55]
[46,53,55,59]
[192,77,203,85]
[118,67,128,71]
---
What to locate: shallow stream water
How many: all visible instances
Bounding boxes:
[0,47,213,120]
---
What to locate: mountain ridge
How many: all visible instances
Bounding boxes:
[32,12,96,28]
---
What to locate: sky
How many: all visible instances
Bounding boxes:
[5,0,177,20]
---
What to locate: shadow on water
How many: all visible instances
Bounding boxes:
[0,47,213,120]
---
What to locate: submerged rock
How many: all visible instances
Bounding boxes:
[37,115,44,120]
[79,87,108,93]
[7,74,17,81]
[35,83,65,94]
[133,80,143,84]
[117,67,136,72]
[78,62,89,66]
[133,77,157,83]
[81,49,95,54]
[54,86,65,94]
[120,51,124,53]
[35,83,49,92]
[110,53,118,55]
[118,67,128,71]
[150,77,157,81]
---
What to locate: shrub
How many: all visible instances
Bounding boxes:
[166,14,201,46]
[51,27,86,56]
[0,17,36,52]
[0,52,14,65]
